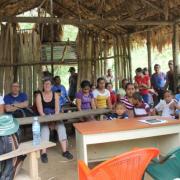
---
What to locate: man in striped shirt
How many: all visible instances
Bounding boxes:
[120,83,135,117]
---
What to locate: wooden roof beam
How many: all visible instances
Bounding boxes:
[53,0,115,35]
[141,0,164,13]
[0,17,174,26]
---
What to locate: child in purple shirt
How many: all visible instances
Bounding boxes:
[76,80,96,111]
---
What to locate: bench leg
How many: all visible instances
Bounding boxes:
[29,151,41,180]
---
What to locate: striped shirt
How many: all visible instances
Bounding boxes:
[120,96,134,110]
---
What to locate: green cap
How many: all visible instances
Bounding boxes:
[0,115,19,136]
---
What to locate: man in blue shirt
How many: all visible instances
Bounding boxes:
[52,76,70,111]
[4,82,29,117]
[151,64,166,101]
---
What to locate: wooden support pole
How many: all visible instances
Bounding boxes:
[116,36,120,89]
[147,31,152,76]
[50,0,54,75]
[172,24,180,90]
[127,35,132,82]
[113,36,118,91]
[104,41,107,77]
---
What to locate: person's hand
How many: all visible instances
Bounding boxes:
[169,102,177,110]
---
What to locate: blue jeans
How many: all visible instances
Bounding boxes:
[142,94,149,104]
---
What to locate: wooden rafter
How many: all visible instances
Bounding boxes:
[0,16,175,26]
[53,0,115,35]
[141,0,164,13]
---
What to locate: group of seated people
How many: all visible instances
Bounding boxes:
[0,62,179,166]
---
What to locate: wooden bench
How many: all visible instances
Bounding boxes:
[0,141,56,180]
[17,109,111,125]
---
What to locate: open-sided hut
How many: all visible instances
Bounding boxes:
[0,0,180,100]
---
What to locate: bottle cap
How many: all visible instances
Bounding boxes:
[33,117,38,121]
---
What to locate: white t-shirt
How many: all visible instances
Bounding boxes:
[0,96,4,105]
[93,89,110,108]
[155,99,175,117]
[105,75,114,83]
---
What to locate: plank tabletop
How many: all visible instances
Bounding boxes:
[0,141,56,161]
[73,116,180,135]
[17,108,111,125]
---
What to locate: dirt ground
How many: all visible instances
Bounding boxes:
[23,136,77,180]
[22,135,152,180]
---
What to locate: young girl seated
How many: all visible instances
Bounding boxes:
[106,82,117,105]
[154,90,177,117]
[76,80,96,111]
[106,102,128,120]
[76,80,96,121]
[132,92,150,117]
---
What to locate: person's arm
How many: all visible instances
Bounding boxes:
[36,94,45,116]
[154,101,163,115]
[0,103,4,114]
[91,98,96,110]
[141,78,151,89]
[107,96,112,109]
[63,86,71,103]
[94,98,98,108]
[5,104,18,112]
[76,98,82,111]
[12,101,28,109]
[92,90,98,108]
[54,93,60,114]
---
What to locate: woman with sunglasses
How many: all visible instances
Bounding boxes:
[36,79,73,163]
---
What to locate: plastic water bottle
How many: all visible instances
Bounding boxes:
[32,117,41,146]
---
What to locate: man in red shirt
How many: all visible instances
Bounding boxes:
[134,68,151,104]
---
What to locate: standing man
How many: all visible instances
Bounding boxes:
[52,76,70,111]
[151,64,166,101]
[105,69,114,83]
[165,60,174,93]
[3,82,31,118]
[68,67,78,102]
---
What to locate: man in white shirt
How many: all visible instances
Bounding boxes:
[105,69,114,83]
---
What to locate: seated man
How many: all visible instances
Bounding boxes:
[4,82,32,118]
[52,76,70,112]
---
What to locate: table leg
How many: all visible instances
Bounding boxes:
[29,151,41,180]
[76,130,88,164]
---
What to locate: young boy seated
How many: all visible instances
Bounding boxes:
[132,92,150,117]
[154,90,177,117]
[106,102,128,120]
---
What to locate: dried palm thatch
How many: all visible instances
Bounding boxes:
[0,23,41,103]
[131,27,180,52]
[35,24,63,42]
[0,0,180,89]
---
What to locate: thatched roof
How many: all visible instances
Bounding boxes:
[0,0,180,50]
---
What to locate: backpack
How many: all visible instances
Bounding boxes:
[0,133,25,180]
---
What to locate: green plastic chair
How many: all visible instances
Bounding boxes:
[146,147,180,180]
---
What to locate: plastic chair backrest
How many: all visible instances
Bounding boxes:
[164,146,180,160]
[78,148,159,180]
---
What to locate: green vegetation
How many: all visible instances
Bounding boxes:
[16,11,173,88]
[62,25,78,41]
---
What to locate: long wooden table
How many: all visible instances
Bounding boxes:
[74,116,180,165]
[17,109,111,125]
